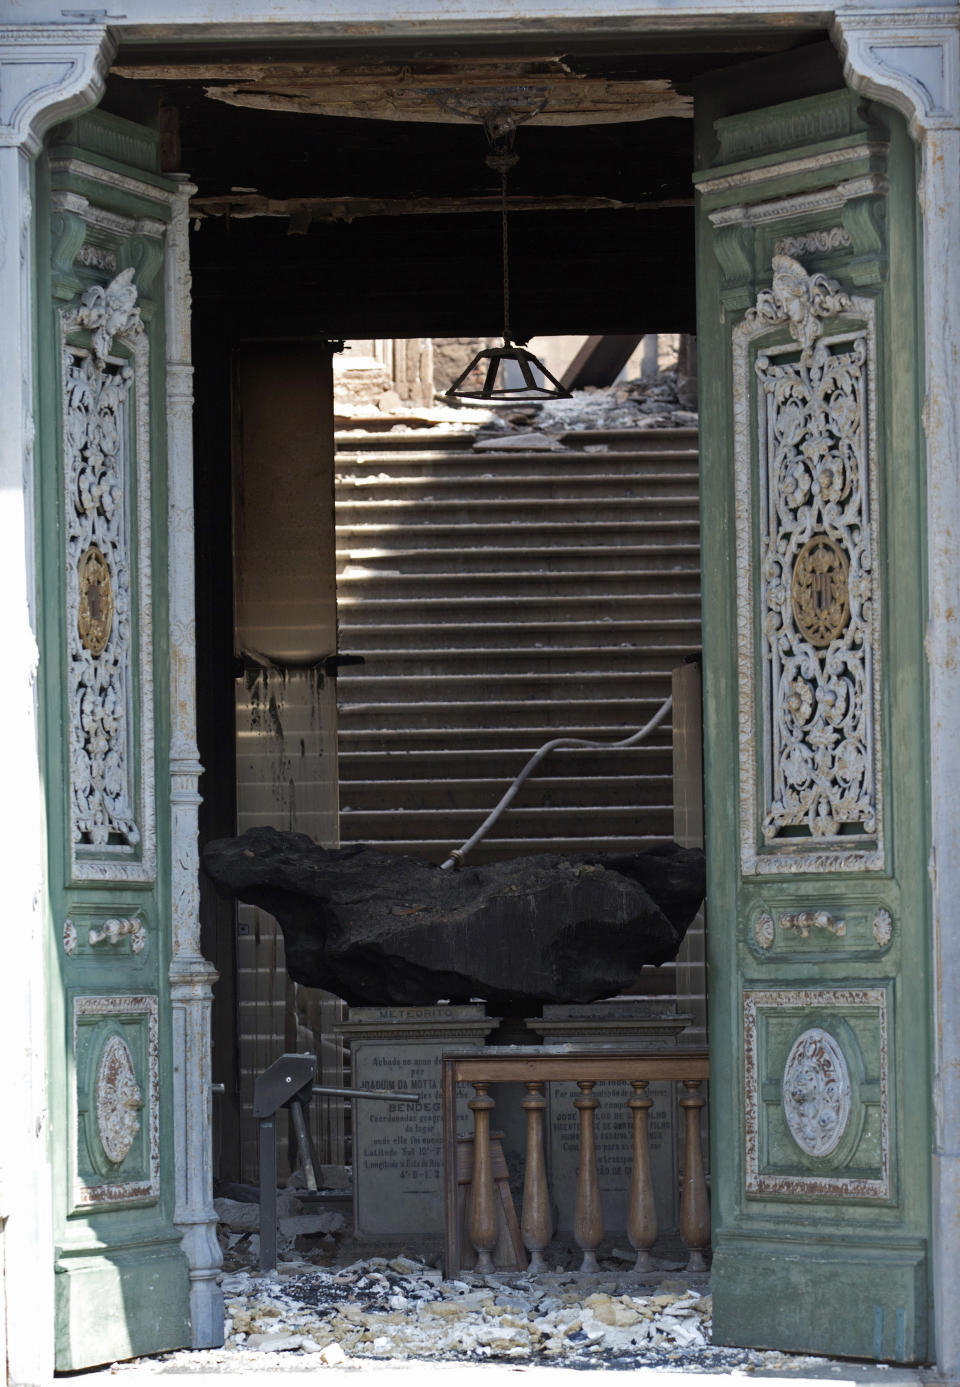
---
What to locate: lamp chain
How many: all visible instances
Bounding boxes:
[487,148,519,347]
[501,163,511,345]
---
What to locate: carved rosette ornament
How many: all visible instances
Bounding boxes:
[872,907,893,948]
[62,268,154,877]
[754,913,775,949]
[95,1034,143,1165]
[782,1026,851,1157]
[742,255,880,854]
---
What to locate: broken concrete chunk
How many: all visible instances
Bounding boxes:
[278,1212,345,1238]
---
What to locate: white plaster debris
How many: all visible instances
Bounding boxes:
[212,1260,719,1364]
[525,370,697,434]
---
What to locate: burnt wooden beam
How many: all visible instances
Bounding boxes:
[561,334,644,390]
[190,191,693,225]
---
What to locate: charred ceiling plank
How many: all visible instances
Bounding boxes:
[111,55,693,124]
[197,76,691,126]
[189,191,694,225]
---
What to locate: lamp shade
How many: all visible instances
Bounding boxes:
[444,341,571,403]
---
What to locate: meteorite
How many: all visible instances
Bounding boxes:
[202,826,705,1006]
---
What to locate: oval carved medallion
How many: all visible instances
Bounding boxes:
[95,1034,143,1165]
[782,1026,851,1157]
[77,545,114,656]
[791,534,850,648]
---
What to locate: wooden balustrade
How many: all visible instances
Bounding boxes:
[442,1048,709,1278]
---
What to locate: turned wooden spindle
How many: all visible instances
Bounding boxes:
[627,1079,657,1272]
[467,1081,498,1273]
[520,1081,552,1273]
[573,1079,603,1273]
[679,1078,710,1271]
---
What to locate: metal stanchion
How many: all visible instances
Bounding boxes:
[252,1053,418,1271]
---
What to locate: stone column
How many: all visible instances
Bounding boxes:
[165,175,224,1348]
[0,28,114,1383]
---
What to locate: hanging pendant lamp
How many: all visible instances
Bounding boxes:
[445,129,571,404]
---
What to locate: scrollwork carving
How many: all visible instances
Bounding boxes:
[780,910,846,938]
[76,244,118,272]
[782,1026,851,1157]
[95,1034,143,1165]
[751,256,879,847]
[775,227,852,258]
[88,917,145,953]
[63,269,155,877]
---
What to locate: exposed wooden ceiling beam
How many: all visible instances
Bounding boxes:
[189,191,693,226]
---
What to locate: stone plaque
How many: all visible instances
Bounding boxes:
[337,1005,492,1239]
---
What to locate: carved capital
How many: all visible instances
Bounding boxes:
[833,10,960,138]
[0,27,115,158]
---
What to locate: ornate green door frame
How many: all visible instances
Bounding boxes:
[0,9,956,1381]
[0,25,221,1379]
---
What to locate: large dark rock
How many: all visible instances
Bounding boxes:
[202,827,705,1006]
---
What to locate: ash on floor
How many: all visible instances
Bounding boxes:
[110,1255,836,1374]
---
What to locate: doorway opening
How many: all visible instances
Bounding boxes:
[98,22,836,1257]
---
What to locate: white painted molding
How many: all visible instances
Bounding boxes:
[0,26,115,157]
[835,10,960,1380]
[833,10,960,139]
[165,176,224,1350]
[0,25,113,1386]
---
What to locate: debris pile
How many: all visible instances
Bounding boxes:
[215,1258,727,1365]
[474,368,698,438]
[213,1172,352,1271]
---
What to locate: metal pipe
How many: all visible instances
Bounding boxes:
[312,1084,419,1103]
[440,692,674,870]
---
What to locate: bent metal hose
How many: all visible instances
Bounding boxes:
[439,692,674,871]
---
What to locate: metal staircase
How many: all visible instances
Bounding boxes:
[334,427,701,863]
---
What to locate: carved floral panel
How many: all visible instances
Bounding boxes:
[743,987,890,1200]
[72,993,159,1208]
[62,270,155,881]
[733,255,882,873]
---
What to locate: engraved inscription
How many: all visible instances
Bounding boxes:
[782,1027,851,1157]
[350,1041,473,1238]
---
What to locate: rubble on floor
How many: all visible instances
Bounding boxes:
[474,368,697,438]
[216,1258,719,1365]
[332,366,696,438]
[114,1254,832,1375]
[537,372,696,433]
